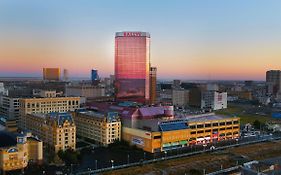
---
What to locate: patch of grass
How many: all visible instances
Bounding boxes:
[216,106,271,125]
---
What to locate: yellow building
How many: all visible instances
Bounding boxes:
[73,110,121,146]
[43,68,60,81]
[122,114,240,153]
[23,113,76,152]
[19,97,80,130]
[0,132,43,174]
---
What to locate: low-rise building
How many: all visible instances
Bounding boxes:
[23,113,76,152]
[65,84,105,99]
[190,90,227,110]
[32,89,62,98]
[122,114,239,153]
[0,132,43,174]
[73,110,121,146]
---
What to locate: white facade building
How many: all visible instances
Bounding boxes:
[201,91,227,110]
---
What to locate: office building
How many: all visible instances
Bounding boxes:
[0,96,20,120]
[65,84,105,99]
[19,97,80,129]
[172,89,189,107]
[23,113,76,152]
[172,80,181,89]
[189,89,227,111]
[0,132,43,173]
[122,113,239,153]
[91,69,99,82]
[201,91,227,110]
[149,67,157,104]
[73,110,121,146]
[266,70,281,97]
[115,31,150,103]
[43,68,60,81]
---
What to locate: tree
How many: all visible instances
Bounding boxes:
[57,149,80,165]
[253,120,265,130]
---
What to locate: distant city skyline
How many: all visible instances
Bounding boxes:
[1,0,281,80]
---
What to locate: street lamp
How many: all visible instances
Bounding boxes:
[164,151,167,159]
[111,160,114,168]
[143,152,146,161]
[203,144,207,151]
[127,154,130,164]
[70,164,73,175]
[95,160,98,170]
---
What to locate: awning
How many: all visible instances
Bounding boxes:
[171,142,179,146]
[179,140,188,145]
[163,143,171,147]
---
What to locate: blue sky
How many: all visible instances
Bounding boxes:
[0,0,281,80]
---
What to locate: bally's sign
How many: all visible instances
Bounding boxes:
[124,32,141,37]
[116,32,150,37]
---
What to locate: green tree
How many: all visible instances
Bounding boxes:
[253,120,265,130]
[57,149,80,165]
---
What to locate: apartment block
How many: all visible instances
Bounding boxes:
[23,113,76,152]
[73,110,121,146]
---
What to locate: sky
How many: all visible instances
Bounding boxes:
[0,0,281,80]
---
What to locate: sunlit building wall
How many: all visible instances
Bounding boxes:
[43,68,60,81]
[115,32,150,103]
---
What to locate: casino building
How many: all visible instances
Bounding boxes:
[122,113,240,153]
[115,31,151,103]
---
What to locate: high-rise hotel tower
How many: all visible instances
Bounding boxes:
[115,32,151,103]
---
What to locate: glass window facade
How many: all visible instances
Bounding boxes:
[115,32,150,103]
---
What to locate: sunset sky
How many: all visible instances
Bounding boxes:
[0,0,281,80]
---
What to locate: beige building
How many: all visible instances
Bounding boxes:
[65,84,105,99]
[172,89,189,107]
[19,97,80,129]
[0,132,43,174]
[23,113,76,152]
[73,110,121,146]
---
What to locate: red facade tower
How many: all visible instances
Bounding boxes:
[115,32,150,103]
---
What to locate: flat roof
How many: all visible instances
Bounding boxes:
[78,110,105,119]
[186,115,237,123]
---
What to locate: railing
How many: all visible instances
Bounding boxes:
[75,135,281,175]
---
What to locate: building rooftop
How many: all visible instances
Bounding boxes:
[31,112,74,125]
[77,110,105,118]
[159,120,189,131]
[186,114,236,123]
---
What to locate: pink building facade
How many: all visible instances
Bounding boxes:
[115,32,150,103]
